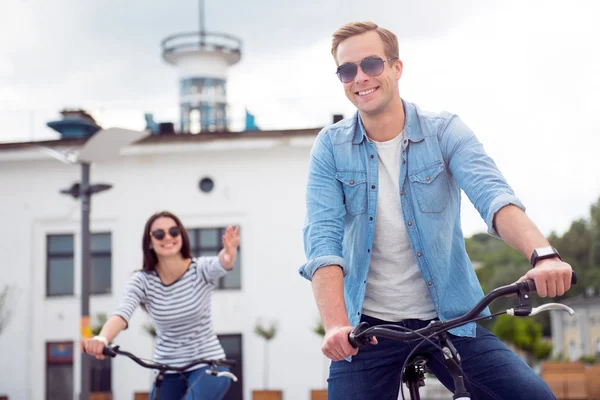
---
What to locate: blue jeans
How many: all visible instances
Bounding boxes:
[149,366,231,400]
[328,315,555,400]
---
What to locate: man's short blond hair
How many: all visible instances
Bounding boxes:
[331,21,399,65]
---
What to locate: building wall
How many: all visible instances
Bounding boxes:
[588,307,600,355]
[0,136,332,400]
[552,302,600,361]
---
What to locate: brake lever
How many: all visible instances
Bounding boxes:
[205,369,238,382]
[512,283,533,316]
[507,302,575,317]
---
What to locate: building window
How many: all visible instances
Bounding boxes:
[47,233,112,297]
[91,233,112,294]
[90,357,112,393]
[596,339,600,355]
[46,341,74,400]
[569,340,578,361]
[188,227,241,289]
[47,235,74,296]
[218,334,243,400]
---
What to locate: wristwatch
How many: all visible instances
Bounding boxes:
[530,246,562,267]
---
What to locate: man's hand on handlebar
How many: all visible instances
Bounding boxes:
[518,258,574,297]
[322,325,377,361]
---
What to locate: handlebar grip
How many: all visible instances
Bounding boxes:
[102,346,117,357]
[524,280,536,292]
[348,322,372,348]
[525,271,578,292]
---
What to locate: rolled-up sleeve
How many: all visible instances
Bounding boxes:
[299,129,348,280]
[439,114,526,239]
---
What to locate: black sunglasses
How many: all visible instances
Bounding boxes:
[336,56,398,83]
[150,226,181,241]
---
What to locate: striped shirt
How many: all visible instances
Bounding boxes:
[114,257,228,371]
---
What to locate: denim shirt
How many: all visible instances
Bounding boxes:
[299,99,525,337]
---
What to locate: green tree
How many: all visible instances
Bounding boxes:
[589,197,600,267]
[91,313,108,336]
[255,319,278,389]
[313,320,325,337]
[492,314,552,366]
[313,320,327,388]
[143,322,157,338]
[466,194,600,335]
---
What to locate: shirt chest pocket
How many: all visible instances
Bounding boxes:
[408,162,450,213]
[335,171,368,216]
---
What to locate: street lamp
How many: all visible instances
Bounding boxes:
[40,119,148,400]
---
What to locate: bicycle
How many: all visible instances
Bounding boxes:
[348,278,577,400]
[101,344,238,400]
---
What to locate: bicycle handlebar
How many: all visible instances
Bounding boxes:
[102,344,236,374]
[349,275,576,347]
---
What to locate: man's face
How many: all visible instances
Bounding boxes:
[335,31,402,116]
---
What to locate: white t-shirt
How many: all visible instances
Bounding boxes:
[362,131,438,322]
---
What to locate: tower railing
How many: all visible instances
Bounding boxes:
[161,31,242,64]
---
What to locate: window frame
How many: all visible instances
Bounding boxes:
[46,234,75,297]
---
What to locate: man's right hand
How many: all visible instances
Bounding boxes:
[321,326,378,361]
[83,336,108,360]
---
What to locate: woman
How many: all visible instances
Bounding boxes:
[83,210,240,400]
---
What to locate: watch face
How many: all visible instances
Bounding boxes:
[537,246,555,257]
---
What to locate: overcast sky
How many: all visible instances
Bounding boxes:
[1,0,599,237]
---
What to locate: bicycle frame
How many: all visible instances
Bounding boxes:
[402,332,469,400]
[101,344,237,400]
[349,278,576,400]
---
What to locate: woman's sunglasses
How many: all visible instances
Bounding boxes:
[336,56,398,83]
[150,226,181,241]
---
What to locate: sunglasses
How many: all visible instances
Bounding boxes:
[336,56,398,83]
[150,226,181,241]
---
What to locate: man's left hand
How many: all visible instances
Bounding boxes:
[519,258,573,297]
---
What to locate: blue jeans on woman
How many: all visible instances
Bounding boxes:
[149,365,231,400]
[328,315,555,400]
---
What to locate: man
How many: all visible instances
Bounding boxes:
[299,21,573,399]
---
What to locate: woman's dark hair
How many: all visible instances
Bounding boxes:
[142,211,191,273]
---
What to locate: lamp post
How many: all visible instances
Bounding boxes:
[41,121,148,400]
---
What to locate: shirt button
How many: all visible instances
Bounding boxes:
[417,252,422,257]
[349,180,355,185]
[369,216,373,221]
[400,191,405,196]
[367,249,370,253]
[370,154,374,159]
[371,185,376,189]
[408,222,413,226]
[426,177,430,181]
[428,281,433,286]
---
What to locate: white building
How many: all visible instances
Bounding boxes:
[550,289,600,361]
[0,120,335,400]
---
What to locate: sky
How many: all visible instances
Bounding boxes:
[1,0,599,237]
